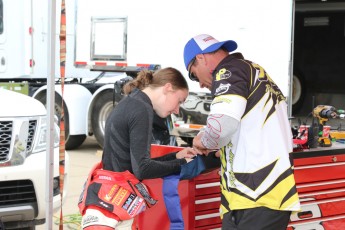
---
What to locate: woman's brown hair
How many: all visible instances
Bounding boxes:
[123,67,188,95]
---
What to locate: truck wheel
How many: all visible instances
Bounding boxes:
[292,73,305,114]
[91,90,121,149]
[35,92,86,150]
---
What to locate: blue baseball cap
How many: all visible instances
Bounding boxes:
[183,34,238,70]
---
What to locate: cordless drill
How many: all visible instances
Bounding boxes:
[312,105,338,147]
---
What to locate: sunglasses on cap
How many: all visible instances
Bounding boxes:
[188,58,199,82]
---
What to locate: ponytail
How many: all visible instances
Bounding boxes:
[123,67,188,95]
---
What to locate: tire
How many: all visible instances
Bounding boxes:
[91,90,121,149]
[292,73,305,114]
[35,92,86,150]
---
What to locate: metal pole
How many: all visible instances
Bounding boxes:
[288,0,296,120]
[46,0,57,229]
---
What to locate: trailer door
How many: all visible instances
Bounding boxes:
[293,1,345,116]
[0,0,33,76]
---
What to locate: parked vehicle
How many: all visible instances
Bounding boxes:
[0,0,344,150]
[0,0,293,150]
[0,87,69,229]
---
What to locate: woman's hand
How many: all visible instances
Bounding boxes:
[176,147,198,160]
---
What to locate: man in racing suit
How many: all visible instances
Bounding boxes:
[183,34,301,230]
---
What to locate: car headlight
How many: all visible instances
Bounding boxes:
[182,95,200,110]
[32,116,60,153]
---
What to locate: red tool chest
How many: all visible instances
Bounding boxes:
[134,144,345,230]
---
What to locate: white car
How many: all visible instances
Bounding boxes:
[171,92,212,146]
[0,88,69,230]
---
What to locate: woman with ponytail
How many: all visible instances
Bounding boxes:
[80,67,197,229]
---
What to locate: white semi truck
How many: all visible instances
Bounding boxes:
[0,0,294,150]
[0,88,69,229]
[0,0,344,149]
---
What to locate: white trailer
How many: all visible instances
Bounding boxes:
[2,0,343,149]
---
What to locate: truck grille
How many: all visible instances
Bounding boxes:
[0,121,12,162]
[0,180,37,208]
[0,120,37,163]
[27,120,37,152]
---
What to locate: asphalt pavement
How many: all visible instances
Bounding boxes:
[37,136,102,230]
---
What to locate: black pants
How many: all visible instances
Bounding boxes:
[222,207,291,230]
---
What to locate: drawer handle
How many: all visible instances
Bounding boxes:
[298,211,313,219]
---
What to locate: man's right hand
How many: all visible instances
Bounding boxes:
[193,131,220,156]
[192,131,213,155]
